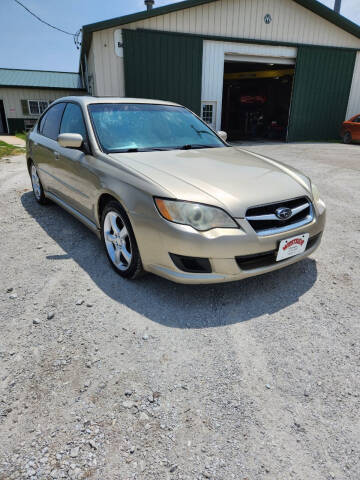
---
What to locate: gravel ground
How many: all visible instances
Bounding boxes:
[0,143,359,480]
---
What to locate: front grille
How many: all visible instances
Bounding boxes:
[246,196,313,235]
[236,233,321,271]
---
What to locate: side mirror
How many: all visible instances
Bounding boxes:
[58,133,83,149]
[217,130,228,142]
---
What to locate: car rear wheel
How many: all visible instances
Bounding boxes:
[343,131,352,144]
[30,162,47,204]
[101,201,144,279]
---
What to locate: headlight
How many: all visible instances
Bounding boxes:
[311,183,321,203]
[154,198,238,231]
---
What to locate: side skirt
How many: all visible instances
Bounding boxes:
[45,191,101,238]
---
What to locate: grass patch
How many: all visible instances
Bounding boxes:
[15,132,27,141]
[0,140,25,159]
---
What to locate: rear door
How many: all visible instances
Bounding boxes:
[32,102,66,193]
[54,102,97,219]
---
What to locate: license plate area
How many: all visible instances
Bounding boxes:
[276,233,309,261]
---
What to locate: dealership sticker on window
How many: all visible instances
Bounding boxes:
[276,233,309,261]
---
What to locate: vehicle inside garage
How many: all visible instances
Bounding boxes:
[221,61,295,142]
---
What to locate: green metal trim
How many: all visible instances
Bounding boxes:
[0,85,86,91]
[0,68,79,74]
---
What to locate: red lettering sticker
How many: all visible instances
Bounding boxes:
[283,238,304,251]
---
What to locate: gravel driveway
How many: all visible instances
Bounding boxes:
[0,143,359,480]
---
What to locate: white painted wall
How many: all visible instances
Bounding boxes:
[346,52,360,119]
[201,40,297,130]
[89,28,125,97]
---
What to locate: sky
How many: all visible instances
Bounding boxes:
[0,0,359,72]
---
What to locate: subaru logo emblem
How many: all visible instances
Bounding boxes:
[275,207,292,220]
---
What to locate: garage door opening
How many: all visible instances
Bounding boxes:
[221,61,295,142]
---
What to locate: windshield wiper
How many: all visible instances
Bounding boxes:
[115,147,171,153]
[178,144,217,150]
[191,125,213,136]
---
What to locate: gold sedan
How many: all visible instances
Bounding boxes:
[27,97,326,284]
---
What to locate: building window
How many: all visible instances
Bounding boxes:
[28,100,49,115]
[201,102,216,129]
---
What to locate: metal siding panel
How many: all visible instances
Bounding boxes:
[0,69,82,89]
[288,46,356,141]
[123,30,203,114]
[128,0,360,49]
[346,52,360,119]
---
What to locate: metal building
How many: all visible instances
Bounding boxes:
[80,0,360,141]
[0,69,85,134]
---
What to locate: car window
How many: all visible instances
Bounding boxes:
[88,103,225,153]
[38,111,48,134]
[354,116,360,123]
[60,103,87,140]
[41,103,66,140]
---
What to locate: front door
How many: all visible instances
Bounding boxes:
[0,100,8,134]
[54,102,97,220]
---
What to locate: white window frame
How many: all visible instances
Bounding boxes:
[28,100,49,116]
[201,101,217,130]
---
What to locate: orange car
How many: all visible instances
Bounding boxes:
[341,114,360,143]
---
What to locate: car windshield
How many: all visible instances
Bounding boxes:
[88,103,225,153]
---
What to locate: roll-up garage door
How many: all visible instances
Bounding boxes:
[122,29,203,115]
[287,46,356,141]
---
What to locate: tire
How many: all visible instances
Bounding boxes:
[101,200,144,279]
[343,131,352,144]
[30,161,47,204]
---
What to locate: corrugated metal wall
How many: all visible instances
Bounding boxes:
[287,46,356,141]
[346,51,360,119]
[123,30,203,114]
[126,0,360,48]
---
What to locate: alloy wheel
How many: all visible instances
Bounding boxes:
[103,211,132,271]
[31,165,41,200]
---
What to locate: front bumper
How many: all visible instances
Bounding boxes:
[131,201,326,284]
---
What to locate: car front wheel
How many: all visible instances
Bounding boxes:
[101,201,144,279]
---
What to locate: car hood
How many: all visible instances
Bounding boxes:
[110,147,311,218]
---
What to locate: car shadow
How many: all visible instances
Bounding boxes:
[21,192,318,329]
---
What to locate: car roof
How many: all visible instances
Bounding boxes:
[52,96,181,107]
